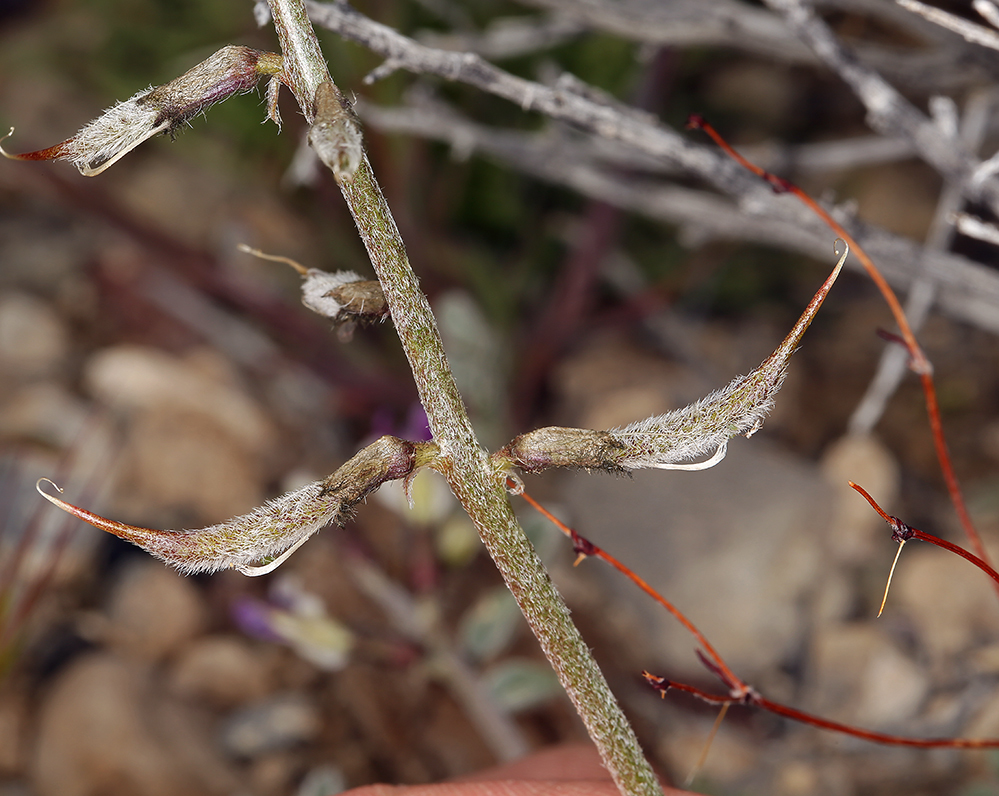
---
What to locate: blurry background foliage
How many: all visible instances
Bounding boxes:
[0,0,838,364]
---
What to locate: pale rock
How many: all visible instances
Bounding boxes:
[806,622,929,728]
[0,383,90,448]
[85,344,276,522]
[114,405,267,523]
[553,333,684,432]
[963,688,999,738]
[169,635,272,707]
[106,560,207,662]
[561,439,832,678]
[893,546,999,660]
[0,687,27,775]
[0,293,68,380]
[220,693,322,758]
[247,751,301,796]
[84,344,275,455]
[658,723,757,786]
[820,433,900,564]
[32,652,240,796]
[970,642,999,675]
[777,760,819,796]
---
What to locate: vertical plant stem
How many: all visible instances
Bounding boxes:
[265,3,662,794]
[268,0,329,121]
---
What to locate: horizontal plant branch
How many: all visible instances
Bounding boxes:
[518,0,999,90]
[358,97,999,336]
[515,483,999,751]
[763,0,999,213]
[303,1,999,339]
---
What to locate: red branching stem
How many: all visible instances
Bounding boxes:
[918,371,990,573]
[687,114,995,594]
[644,671,999,748]
[643,672,735,706]
[910,530,999,585]
[847,481,895,525]
[520,481,999,750]
[755,695,999,749]
[514,481,747,696]
[850,481,999,585]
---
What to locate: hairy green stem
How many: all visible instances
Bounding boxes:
[269,0,330,121]
[265,3,661,794]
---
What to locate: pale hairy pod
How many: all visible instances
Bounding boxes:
[301,269,388,324]
[37,436,434,575]
[309,81,364,182]
[238,244,387,330]
[1,46,284,176]
[497,244,849,475]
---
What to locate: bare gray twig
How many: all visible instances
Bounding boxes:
[763,0,999,215]
[850,88,996,433]
[359,97,999,335]
[896,0,999,51]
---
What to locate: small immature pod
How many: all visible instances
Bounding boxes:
[300,269,388,326]
[499,427,628,474]
[498,244,849,476]
[308,81,364,182]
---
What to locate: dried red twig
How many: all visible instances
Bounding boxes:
[513,480,747,696]
[516,482,999,750]
[850,481,999,593]
[686,114,995,593]
[643,672,999,749]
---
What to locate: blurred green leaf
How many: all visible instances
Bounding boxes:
[459,585,522,662]
[482,658,562,713]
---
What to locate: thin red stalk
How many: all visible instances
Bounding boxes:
[848,481,894,524]
[910,530,999,584]
[515,482,748,696]
[645,672,999,748]
[850,481,999,587]
[687,115,993,588]
[756,695,999,749]
[521,483,999,750]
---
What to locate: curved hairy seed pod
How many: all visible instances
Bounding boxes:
[1,46,283,176]
[499,244,849,474]
[37,436,430,575]
[612,243,848,470]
